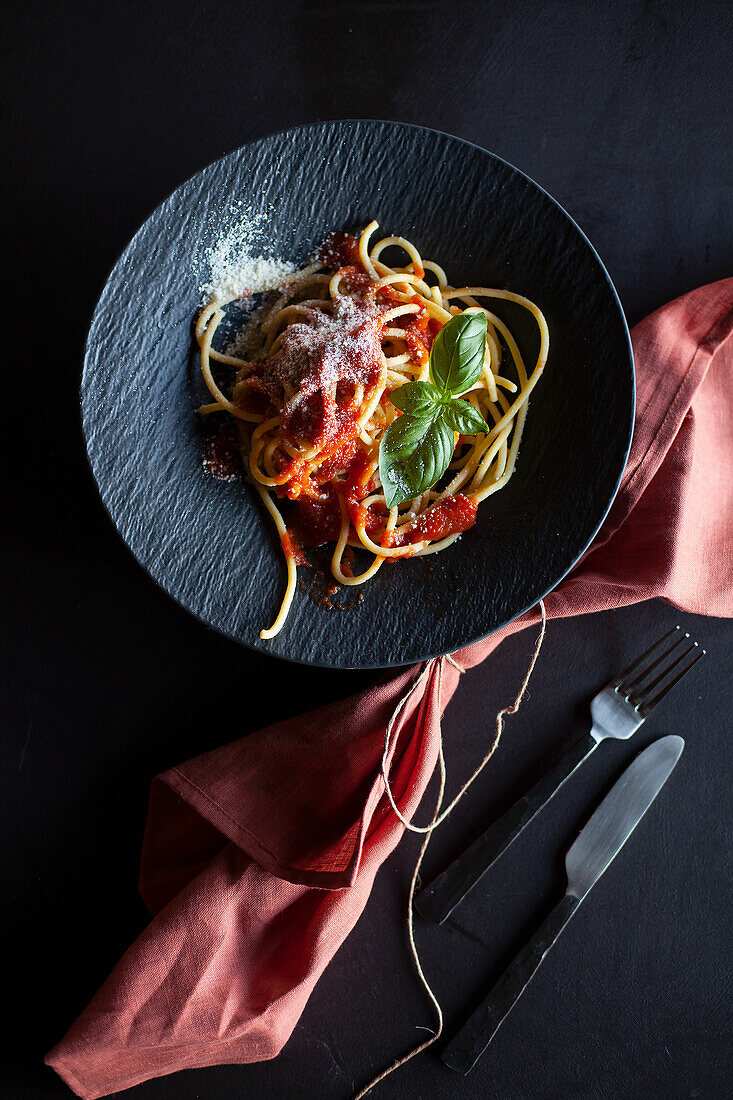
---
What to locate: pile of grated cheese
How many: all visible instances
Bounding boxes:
[198,204,296,302]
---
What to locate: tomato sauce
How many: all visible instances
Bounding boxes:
[382,292,441,365]
[280,530,308,566]
[202,422,243,482]
[288,491,342,548]
[339,546,355,579]
[281,390,361,458]
[345,447,376,500]
[384,494,478,547]
[318,231,361,270]
[314,435,360,486]
[350,499,389,538]
[339,265,374,295]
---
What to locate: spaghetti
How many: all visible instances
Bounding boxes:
[196,222,549,638]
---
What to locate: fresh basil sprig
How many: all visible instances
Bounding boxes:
[379,312,490,509]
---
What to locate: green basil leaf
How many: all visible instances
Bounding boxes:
[389,380,442,418]
[429,312,488,398]
[379,414,456,509]
[442,398,490,436]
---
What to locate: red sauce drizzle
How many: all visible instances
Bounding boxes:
[280,530,308,566]
[289,492,342,548]
[382,292,441,367]
[202,423,243,481]
[318,231,361,270]
[338,265,375,295]
[384,494,478,547]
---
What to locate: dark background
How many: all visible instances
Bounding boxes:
[3,2,732,1099]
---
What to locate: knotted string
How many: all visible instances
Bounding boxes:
[353,599,547,1099]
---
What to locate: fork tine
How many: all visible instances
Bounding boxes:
[623,631,690,694]
[638,646,706,715]
[630,640,697,701]
[613,625,680,687]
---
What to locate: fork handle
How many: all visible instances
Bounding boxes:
[415,732,597,924]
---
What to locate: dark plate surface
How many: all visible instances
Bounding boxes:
[81,120,634,668]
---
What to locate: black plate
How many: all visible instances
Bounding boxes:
[82,120,634,669]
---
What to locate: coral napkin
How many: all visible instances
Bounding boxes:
[47,280,733,1098]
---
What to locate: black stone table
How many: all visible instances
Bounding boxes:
[4,3,731,1098]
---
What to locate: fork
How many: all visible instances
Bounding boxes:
[416,625,705,925]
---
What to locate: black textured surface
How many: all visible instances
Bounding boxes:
[4,3,732,1100]
[81,120,633,667]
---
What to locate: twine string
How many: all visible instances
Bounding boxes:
[443,653,467,673]
[353,599,547,1100]
[380,600,547,835]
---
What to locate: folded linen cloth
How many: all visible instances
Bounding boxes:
[47,279,733,1098]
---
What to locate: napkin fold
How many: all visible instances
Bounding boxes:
[47,279,733,1098]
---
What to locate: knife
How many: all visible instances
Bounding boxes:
[440,734,684,1075]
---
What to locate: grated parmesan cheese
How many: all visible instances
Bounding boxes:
[198,204,296,302]
[268,298,382,408]
[203,256,296,302]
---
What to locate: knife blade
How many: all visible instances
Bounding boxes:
[441,735,684,1075]
[565,733,684,899]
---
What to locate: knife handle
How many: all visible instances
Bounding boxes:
[416,732,597,924]
[441,892,580,1075]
